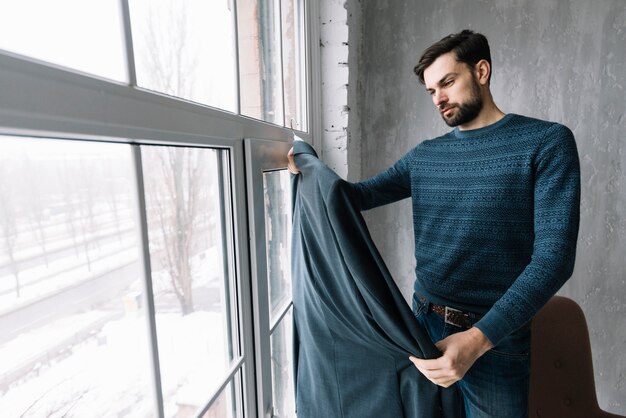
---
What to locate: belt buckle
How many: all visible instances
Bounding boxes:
[444,306,464,327]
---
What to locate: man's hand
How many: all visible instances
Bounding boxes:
[409,327,493,388]
[287,147,300,174]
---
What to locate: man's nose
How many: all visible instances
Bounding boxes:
[433,91,447,107]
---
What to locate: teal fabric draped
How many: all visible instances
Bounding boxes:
[291,140,463,418]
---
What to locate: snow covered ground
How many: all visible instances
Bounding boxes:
[0,247,232,418]
[0,307,230,417]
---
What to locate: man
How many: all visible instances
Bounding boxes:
[288,29,580,417]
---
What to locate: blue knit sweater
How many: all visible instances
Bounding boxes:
[351,113,580,346]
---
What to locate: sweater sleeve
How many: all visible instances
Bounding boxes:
[474,124,581,346]
[349,150,413,210]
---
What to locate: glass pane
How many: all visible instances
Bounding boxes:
[281,0,308,132]
[263,170,292,320]
[201,378,239,418]
[271,309,296,418]
[130,0,237,112]
[0,137,155,417]
[237,0,284,125]
[141,146,236,418]
[0,0,127,82]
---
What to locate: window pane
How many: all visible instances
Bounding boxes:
[264,168,294,417]
[281,0,308,131]
[0,137,155,417]
[0,0,127,82]
[262,170,292,320]
[202,378,240,418]
[237,0,284,125]
[130,0,237,112]
[141,146,237,417]
[271,309,295,418]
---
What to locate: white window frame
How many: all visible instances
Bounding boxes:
[0,0,322,416]
[244,138,295,418]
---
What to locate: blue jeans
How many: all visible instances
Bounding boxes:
[412,294,531,418]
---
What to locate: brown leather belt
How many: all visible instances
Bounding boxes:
[417,295,483,328]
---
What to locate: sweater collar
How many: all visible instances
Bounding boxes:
[453,113,516,138]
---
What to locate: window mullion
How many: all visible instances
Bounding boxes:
[307,0,322,149]
[277,0,287,128]
[232,0,242,116]
[120,0,137,86]
[131,144,165,418]
[218,149,238,371]
[231,141,258,418]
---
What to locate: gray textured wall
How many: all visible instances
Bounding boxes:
[348,0,625,413]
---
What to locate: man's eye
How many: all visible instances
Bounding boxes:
[444,80,454,87]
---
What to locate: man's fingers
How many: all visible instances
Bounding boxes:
[287,147,300,174]
[410,363,450,380]
[409,355,461,388]
[409,355,445,371]
[434,379,457,388]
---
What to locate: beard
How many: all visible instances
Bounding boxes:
[440,76,483,127]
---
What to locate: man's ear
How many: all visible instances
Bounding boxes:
[474,59,491,86]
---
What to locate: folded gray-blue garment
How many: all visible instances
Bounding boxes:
[291,140,463,418]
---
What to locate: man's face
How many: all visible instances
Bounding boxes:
[423,52,484,127]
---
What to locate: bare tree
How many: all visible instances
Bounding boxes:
[138,3,207,315]
[104,176,124,242]
[140,1,198,99]
[145,147,206,315]
[22,157,50,268]
[0,164,21,297]
[59,165,82,263]
[76,159,99,271]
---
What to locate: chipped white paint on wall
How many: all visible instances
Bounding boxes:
[319,0,349,178]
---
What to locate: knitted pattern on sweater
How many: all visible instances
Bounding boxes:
[351,113,581,345]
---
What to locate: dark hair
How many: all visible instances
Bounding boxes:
[414,29,491,84]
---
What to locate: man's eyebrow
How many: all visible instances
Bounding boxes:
[426,72,458,91]
[438,72,458,84]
